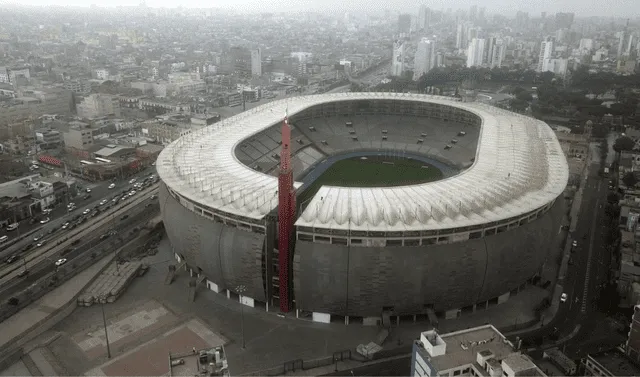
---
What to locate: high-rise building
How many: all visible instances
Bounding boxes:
[579,38,594,53]
[466,38,485,68]
[413,38,436,80]
[469,5,478,22]
[537,37,555,72]
[391,41,405,76]
[555,12,574,29]
[411,326,547,377]
[417,5,431,31]
[487,38,506,68]
[251,48,262,76]
[398,14,412,34]
[455,23,467,49]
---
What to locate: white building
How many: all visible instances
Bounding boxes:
[76,94,121,119]
[94,69,110,81]
[578,38,594,55]
[413,39,436,81]
[466,38,485,68]
[411,326,547,377]
[251,48,262,77]
[543,58,568,76]
[537,37,555,72]
[417,5,430,31]
[391,41,405,77]
[593,47,609,62]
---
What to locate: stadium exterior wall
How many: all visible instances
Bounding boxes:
[159,183,267,301]
[292,197,565,316]
[161,179,564,317]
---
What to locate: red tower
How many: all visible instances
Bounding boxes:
[278,109,296,312]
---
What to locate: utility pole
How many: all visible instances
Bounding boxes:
[101,296,112,359]
[236,285,247,349]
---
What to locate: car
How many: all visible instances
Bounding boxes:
[55,258,67,267]
[82,194,91,200]
[129,178,137,184]
[67,202,75,208]
[42,208,52,215]
[120,214,129,221]
[40,217,50,224]
[560,293,568,302]
[86,188,92,193]
[62,222,70,230]
[33,234,43,241]
[67,206,76,212]
[100,199,108,206]
[71,239,81,246]
[36,239,47,247]
[82,209,91,215]
[572,240,577,247]
[150,194,157,200]
[100,233,110,240]
[17,269,29,278]
[444,144,452,150]
[91,210,99,217]
[109,183,116,189]
[5,255,19,264]
[6,223,19,231]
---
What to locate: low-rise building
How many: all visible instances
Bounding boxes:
[0,174,71,226]
[35,129,62,148]
[411,326,546,377]
[63,123,94,151]
[581,346,640,376]
[76,93,121,119]
[0,88,73,126]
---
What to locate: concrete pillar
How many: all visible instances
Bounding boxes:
[498,291,510,305]
[396,316,400,326]
[226,290,230,299]
[345,316,350,325]
[266,301,269,312]
[296,309,299,318]
[413,315,417,323]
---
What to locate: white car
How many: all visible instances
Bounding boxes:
[55,258,67,267]
[33,234,43,241]
[572,240,577,247]
[62,222,70,230]
[6,223,19,231]
[40,217,50,224]
[86,188,92,193]
[36,239,47,247]
[560,293,568,303]
[100,199,108,206]
[43,208,52,215]
[82,209,91,215]
[108,183,116,189]
[129,179,137,184]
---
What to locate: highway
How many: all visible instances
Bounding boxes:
[0,202,159,300]
[0,168,157,260]
[0,182,159,285]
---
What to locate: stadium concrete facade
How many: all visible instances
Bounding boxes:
[157,92,569,324]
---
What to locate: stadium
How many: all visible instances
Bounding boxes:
[157,92,569,324]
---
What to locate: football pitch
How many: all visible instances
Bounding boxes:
[299,156,443,205]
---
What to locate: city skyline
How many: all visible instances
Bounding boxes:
[0,0,639,18]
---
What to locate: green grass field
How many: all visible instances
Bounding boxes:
[298,157,443,207]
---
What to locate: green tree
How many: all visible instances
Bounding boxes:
[623,172,638,188]
[614,136,635,152]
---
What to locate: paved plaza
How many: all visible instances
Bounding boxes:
[1,235,555,376]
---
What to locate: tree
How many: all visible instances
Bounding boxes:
[614,136,636,152]
[623,172,638,188]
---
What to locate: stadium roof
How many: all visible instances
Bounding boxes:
[157,92,568,231]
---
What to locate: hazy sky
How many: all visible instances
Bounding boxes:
[0,0,637,18]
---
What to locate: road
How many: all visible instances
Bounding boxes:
[0,183,159,285]
[0,202,159,300]
[518,161,616,357]
[0,167,157,260]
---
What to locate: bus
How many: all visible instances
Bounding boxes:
[80,160,95,165]
[95,157,112,163]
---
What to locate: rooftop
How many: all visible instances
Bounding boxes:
[157,93,568,225]
[589,347,640,376]
[423,325,515,372]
